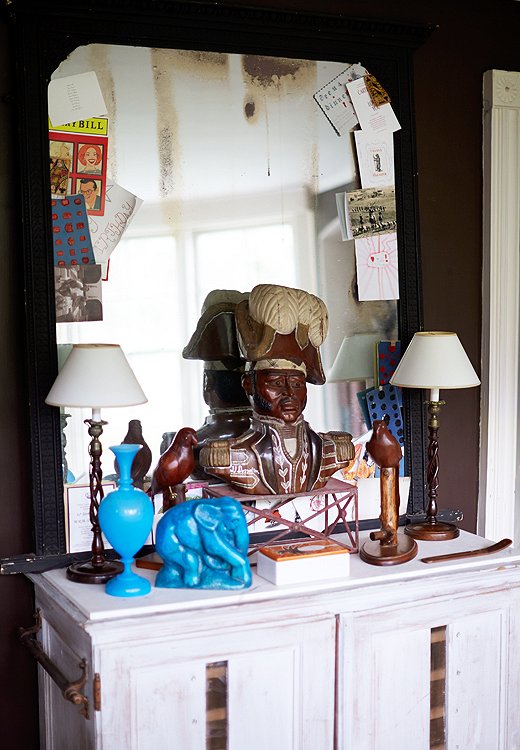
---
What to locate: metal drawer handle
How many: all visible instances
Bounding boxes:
[18,609,89,720]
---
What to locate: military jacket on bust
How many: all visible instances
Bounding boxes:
[200,414,354,496]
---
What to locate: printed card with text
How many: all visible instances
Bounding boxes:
[346,77,401,133]
[313,62,367,136]
[354,130,395,188]
[65,482,116,553]
[48,71,108,128]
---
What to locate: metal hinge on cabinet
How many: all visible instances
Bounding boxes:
[93,673,101,711]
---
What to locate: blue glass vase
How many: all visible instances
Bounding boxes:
[98,444,154,597]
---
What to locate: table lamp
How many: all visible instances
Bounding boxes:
[46,344,148,583]
[328,333,380,388]
[390,331,480,541]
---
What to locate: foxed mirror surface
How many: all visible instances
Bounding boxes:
[5,1,429,572]
[52,44,399,483]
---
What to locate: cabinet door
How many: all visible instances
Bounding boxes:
[339,590,519,750]
[341,612,431,750]
[39,617,95,750]
[96,614,335,750]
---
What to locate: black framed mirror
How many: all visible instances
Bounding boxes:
[2,0,432,573]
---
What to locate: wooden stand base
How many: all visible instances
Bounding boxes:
[360,534,418,566]
[67,559,124,584]
[135,553,163,572]
[405,521,460,542]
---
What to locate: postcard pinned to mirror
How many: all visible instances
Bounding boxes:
[48,71,108,128]
[313,62,367,136]
[354,232,399,301]
[346,77,401,133]
[354,130,395,189]
[346,186,396,239]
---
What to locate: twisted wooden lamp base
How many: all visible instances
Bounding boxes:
[67,418,124,584]
[405,399,459,542]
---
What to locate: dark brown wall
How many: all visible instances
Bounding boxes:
[2,2,519,747]
[0,17,40,750]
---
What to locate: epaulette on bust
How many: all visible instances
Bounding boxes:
[322,431,355,462]
[200,439,231,468]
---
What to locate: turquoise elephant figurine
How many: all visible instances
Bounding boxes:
[154,497,252,590]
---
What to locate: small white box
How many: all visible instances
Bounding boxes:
[256,538,351,585]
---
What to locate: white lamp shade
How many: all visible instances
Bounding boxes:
[327,333,380,382]
[390,332,480,390]
[45,343,147,409]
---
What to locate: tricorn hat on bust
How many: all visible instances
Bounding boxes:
[182,289,249,371]
[235,283,329,385]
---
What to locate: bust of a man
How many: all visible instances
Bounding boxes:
[199,284,354,495]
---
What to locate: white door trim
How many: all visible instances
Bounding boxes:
[479,70,520,542]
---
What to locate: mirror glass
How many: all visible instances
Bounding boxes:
[51,44,398,483]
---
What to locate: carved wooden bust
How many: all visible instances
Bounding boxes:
[199,284,354,494]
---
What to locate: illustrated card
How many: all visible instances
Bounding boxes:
[51,194,95,267]
[346,186,396,239]
[354,129,395,188]
[50,139,74,196]
[54,264,103,323]
[354,232,399,301]
[49,117,109,216]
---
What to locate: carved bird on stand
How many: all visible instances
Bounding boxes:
[366,420,402,469]
[115,419,152,490]
[148,427,198,510]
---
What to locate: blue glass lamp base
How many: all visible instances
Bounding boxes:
[105,561,151,597]
[98,444,155,598]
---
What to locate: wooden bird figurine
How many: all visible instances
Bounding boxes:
[366,419,402,469]
[366,420,402,548]
[148,427,198,510]
[360,419,417,565]
[115,419,152,490]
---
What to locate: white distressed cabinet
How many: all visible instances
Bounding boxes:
[28,531,520,750]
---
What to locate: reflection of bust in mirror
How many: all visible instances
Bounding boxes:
[200,284,355,495]
[183,289,252,480]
